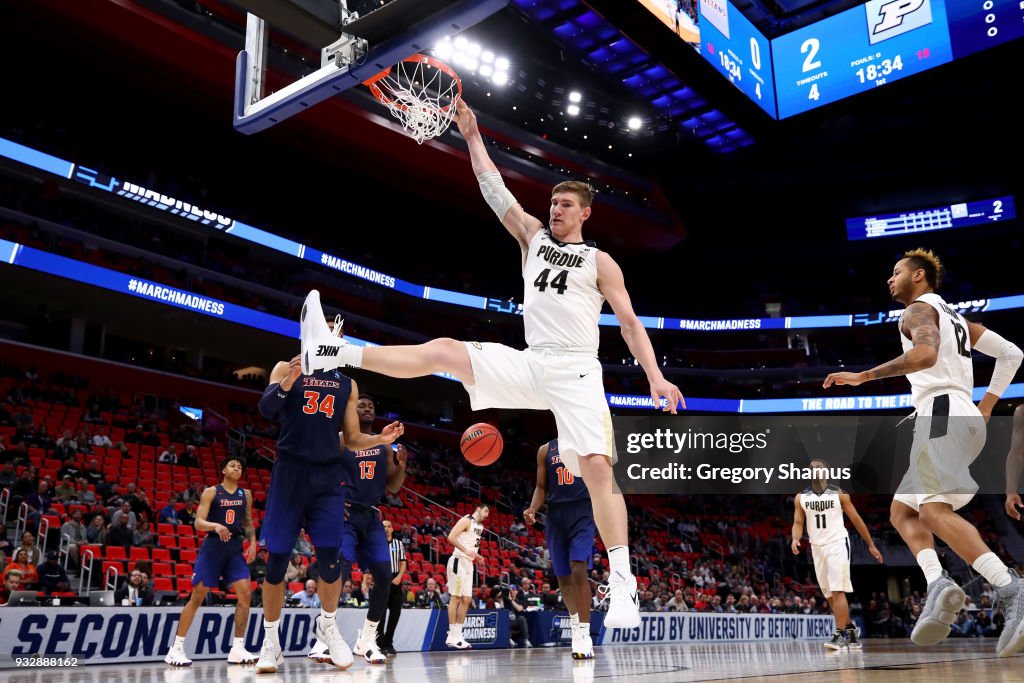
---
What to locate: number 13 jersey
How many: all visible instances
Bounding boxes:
[523,229,603,355]
[899,292,974,409]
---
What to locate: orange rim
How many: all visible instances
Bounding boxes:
[365,53,462,113]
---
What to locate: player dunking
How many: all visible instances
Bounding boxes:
[164,456,259,666]
[299,99,685,629]
[308,393,407,665]
[525,438,596,659]
[790,459,883,650]
[445,503,489,648]
[824,249,1024,656]
[256,354,404,672]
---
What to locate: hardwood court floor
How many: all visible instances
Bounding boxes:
[3,639,1021,683]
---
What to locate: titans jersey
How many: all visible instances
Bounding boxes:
[899,293,974,408]
[341,442,389,507]
[799,485,848,546]
[523,229,603,355]
[274,369,351,464]
[207,484,247,539]
[545,440,590,505]
[452,514,485,561]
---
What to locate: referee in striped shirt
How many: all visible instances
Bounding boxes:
[378,519,407,655]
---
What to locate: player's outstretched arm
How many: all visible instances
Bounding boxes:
[341,382,405,451]
[524,444,548,526]
[194,486,230,541]
[1006,405,1024,520]
[454,100,544,253]
[824,302,939,388]
[258,357,301,419]
[791,496,805,555]
[968,322,1023,421]
[597,252,685,413]
[840,493,883,563]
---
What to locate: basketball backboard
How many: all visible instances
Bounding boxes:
[233,0,508,134]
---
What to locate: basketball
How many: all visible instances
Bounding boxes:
[460,422,503,466]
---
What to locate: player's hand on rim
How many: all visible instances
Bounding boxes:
[454,99,478,138]
[823,371,866,388]
[1006,493,1023,520]
[650,377,685,414]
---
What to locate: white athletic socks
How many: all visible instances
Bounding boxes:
[341,345,363,368]
[608,545,631,579]
[174,635,186,648]
[570,613,580,629]
[916,549,943,584]
[233,637,244,649]
[263,619,280,645]
[973,552,1013,588]
[320,608,337,625]
[363,619,379,633]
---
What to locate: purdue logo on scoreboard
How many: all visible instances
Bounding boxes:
[865,0,934,45]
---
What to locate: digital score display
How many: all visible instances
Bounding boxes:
[697,0,777,116]
[946,0,1024,57]
[773,0,954,118]
[846,195,1016,240]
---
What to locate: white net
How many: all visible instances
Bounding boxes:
[369,56,461,144]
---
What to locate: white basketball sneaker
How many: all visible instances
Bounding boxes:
[571,625,594,660]
[300,290,349,375]
[227,644,258,664]
[255,638,283,674]
[163,642,192,666]
[315,616,354,670]
[353,626,387,664]
[602,572,641,629]
[307,638,331,664]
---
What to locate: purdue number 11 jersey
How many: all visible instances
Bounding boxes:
[799,485,848,546]
[899,292,974,408]
[523,229,603,355]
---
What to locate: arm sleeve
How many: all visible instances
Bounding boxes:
[258,384,289,419]
[974,330,1024,397]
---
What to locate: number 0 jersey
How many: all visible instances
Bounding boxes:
[899,292,974,409]
[798,485,847,546]
[523,229,603,355]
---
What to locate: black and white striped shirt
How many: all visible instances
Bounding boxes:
[388,537,406,577]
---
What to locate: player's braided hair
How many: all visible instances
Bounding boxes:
[903,248,944,289]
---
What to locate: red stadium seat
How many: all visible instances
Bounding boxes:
[129,547,150,561]
[152,548,172,563]
[179,549,198,563]
[175,564,193,578]
[105,546,127,560]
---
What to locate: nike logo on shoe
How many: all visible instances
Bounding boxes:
[579,373,589,378]
[317,345,339,357]
[631,592,638,605]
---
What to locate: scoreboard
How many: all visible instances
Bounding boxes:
[846,195,1017,240]
[674,0,1024,118]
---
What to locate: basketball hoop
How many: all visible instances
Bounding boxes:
[364,54,462,144]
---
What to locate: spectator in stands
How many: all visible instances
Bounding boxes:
[158,498,181,525]
[3,549,37,588]
[16,531,41,566]
[115,569,154,606]
[53,475,76,503]
[0,569,22,606]
[293,579,321,608]
[339,579,355,606]
[24,481,54,531]
[181,482,203,504]
[125,425,146,445]
[92,428,113,448]
[418,516,441,536]
[54,430,78,460]
[37,551,70,594]
[75,430,94,455]
[0,463,15,489]
[84,460,107,497]
[185,424,207,448]
[111,501,137,531]
[293,529,313,559]
[85,514,107,544]
[384,490,402,507]
[250,548,267,582]
[665,589,689,611]
[60,509,88,568]
[57,456,80,483]
[107,512,134,548]
[402,580,415,607]
[158,445,178,464]
[178,500,197,527]
[415,578,444,609]
[83,404,103,424]
[76,478,97,505]
[491,585,529,647]
[178,445,199,468]
[133,520,155,548]
[285,554,306,583]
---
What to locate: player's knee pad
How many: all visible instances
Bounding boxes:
[265,552,292,585]
[317,547,343,583]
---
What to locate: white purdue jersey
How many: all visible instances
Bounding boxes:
[522,229,603,355]
[899,292,974,408]
[799,485,848,546]
[453,515,485,561]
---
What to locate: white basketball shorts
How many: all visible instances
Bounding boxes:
[463,342,614,477]
[811,537,852,598]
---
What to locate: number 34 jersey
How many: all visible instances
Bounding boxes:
[899,292,974,408]
[523,229,603,355]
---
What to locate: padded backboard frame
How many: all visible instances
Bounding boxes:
[233,0,508,134]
